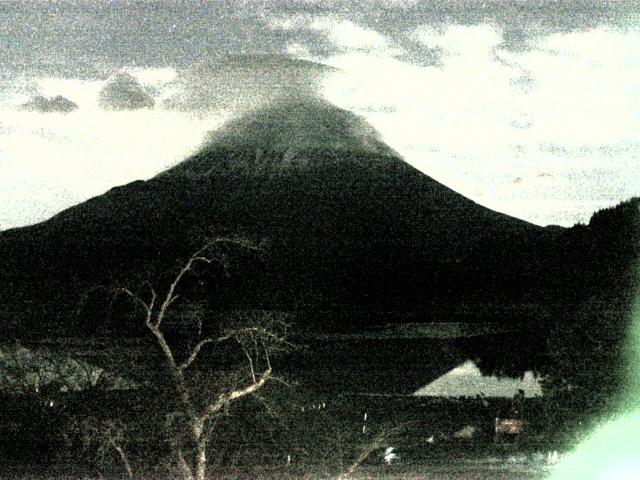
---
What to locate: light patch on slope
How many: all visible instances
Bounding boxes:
[414,360,542,398]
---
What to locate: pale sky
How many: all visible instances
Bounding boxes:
[0,1,638,229]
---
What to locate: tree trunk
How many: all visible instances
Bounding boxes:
[195,437,208,480]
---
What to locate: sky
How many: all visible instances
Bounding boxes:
[0,0,638,229]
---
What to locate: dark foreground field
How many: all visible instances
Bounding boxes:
[0,453,557,479]
[0,391,570,479]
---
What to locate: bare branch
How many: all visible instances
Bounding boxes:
[252,393,278,418]
[165,293,180,310]
[267,374,292,388]
[203,366,272,419]
[147,324,178,372]
[262,339,272,371]
[74,284,110,318]
[155,237,258,329]
[178,337,221,372]
[228,366,272,402]
[242,344,257,383]
[119,288,150,316]
[113,445,134,480]
[338,428,395,479]
[109,238,282,480]
[148,287,157,319]
[156,246,213,329]
[246,326,294,346]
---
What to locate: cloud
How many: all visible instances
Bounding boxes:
[266,14,312,32]
[161,54,337,113]
[541,27,639,65]
[309,17,390,52]
[98,72,155,111]
[515,28,640,147]
[20,95,78,113]
[413,24,503,57]
[267,14,394,56]
[317,22,639,154]
[0,74,218,230]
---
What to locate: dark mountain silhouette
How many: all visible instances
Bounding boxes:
[0,97,637,393]
[0,97,542,329]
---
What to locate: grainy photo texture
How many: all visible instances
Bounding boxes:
[0,1,638,479]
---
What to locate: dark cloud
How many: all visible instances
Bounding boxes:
[99,72,155,110]
[394,41,445,67]
[162,54,336,112]
[500,28,532,51]
[20,94,78,113]
[281,1,638,37]
[1,0,636,76]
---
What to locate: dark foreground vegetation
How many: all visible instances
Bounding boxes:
[0,193,637,478]
[0,388,562,479]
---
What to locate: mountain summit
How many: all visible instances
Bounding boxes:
[165,96,398,176]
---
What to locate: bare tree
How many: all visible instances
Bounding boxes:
[118,238,291,480]
[68,416,135,480]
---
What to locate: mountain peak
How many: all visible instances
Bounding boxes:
[164,96,399,176]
